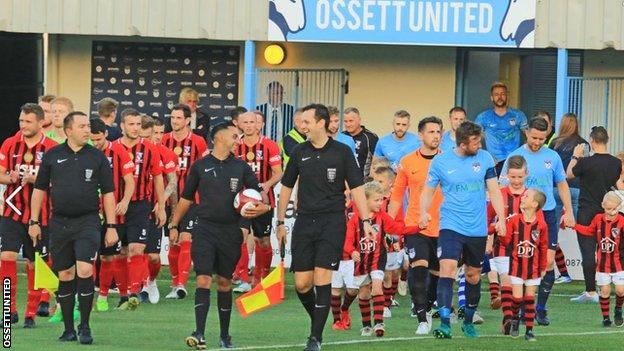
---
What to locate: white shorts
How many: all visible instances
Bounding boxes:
[331,260,358,289]
[596,271,624,286]
[509,275,541,286]
[488,256,510,276]
[353,270,385,287]
[385,250,404,271]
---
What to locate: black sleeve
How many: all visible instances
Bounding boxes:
[98,151,115,194]
[181,162,200,201]
[242,162,262,191]
[34,152,52,191]
[282,136,299,158]
[344,145,364,189]
[281,145,301,188]
[571,157,585,177]
[369,132,379,156]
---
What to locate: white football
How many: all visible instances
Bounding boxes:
[233,189,263,215]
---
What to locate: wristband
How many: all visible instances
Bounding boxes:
[28,220,40,226]
[276,220,285,226]
[105,223,116,229]
[362,218,373,225]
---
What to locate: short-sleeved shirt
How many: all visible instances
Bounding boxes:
[475,107,528,162]
[500,145,566,211]
[572,153,622,223]
[374,132,421,170]
[235,136,282,207]
[344,126,378,177]
[102,141,135,224]
[34,142,114,217]
[282,138,363,215]
[440,131,456,153]
[335,133,357,155]
[161,131,208,197]
[114,138,163,202]
[182,154,261,224]
[426,149,497,236]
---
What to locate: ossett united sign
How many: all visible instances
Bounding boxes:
[268,0,536,48]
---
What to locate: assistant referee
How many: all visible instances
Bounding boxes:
[276,104,376,351]
[168,121,270,350]
[29,112,119,345]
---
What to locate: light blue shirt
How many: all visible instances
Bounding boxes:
[335,133,356,155]
[475,107,528,162]
[440,131,456,153]
[499,145,566,211]
[374,132,421,170]
[426,149,497,236]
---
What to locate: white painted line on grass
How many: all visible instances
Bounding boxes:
[206,330,624,351]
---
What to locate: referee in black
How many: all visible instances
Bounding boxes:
[276,104,375,351]
[168,122,270,350]
[29,111,119,344]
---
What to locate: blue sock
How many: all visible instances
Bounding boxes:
[437,277,454,326]
[464,279,481,324]
[537,270,555,311]
[457,274,466,308]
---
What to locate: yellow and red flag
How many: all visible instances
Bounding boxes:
[235,260,285,317]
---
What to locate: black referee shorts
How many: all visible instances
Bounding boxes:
[191,219,243,278]
[404,233,439,271]
[48,213,101,272]
[118,200,151,246]
[291,212,346,272]
[0,217,49,262]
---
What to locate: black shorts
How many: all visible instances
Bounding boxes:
[99,225,122,256]
[49,213,101,272]
[191,219,243,278]
[0,218,49,261]
[438,229,487,268]
[180,204,198,233]
[251,211,273,238]
[404,233,440,271]
[118,200,151,246]
[291,212,346,272]
[145,215,163,254]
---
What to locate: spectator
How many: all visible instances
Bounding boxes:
[343,107,378,178]
[256,81,295,141]
[178,88,211,141]
[97,98,122,141]
[475,82,528,175]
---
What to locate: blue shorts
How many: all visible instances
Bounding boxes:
[437,230,487,268]
[543,209,558,250]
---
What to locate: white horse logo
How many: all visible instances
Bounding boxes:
[501,0,536,48]
[268,0,306,41]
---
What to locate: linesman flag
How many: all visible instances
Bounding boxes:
[236,244,286,317]
[34,252,59,293]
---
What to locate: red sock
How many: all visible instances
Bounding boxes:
[373,294,385,325]
[524,295,535,332]
[383,285,392,307]
[253,245,273,285]
[113,257,129,297]
[234,243,250,282]
[99,260,114,297]
[260,245,273,278]
[555,245,569,276]
[1,260,17,313]
[128,255,145,294]
[148,260,161,281]
[142,254,150,286]
[167,244,180,286]
[331,294,342,323]
[511,296,522,319]
[40,289,50,303]
[616,295,624,309]
[178,240,192,287]
[489,281,500,301]
[359,298,371,327]
[600,296,610,319]
[391,277,399,298]
[501,285,513,321]
[25,265,42,319]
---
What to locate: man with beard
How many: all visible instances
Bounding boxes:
[475,82,528,175]
[440,107,466,153]
[38,94,56,134]
[373,110,421,171]
[328,106,356,154]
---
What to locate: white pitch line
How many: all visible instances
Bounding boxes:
[205,330,624,351]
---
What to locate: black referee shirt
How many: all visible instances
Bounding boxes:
[34,142,114,217]
[181,154,261,224]
[282,138,363,214]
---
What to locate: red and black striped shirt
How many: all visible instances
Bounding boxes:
[235,136,282,207]
[102,141,135,224]
[503,214,548,280]
[345,211,409,276]
[487,187,526,257]
[114,138,162,202]
[0,133,57,226]
[161,130,207,199]
[576,213,624,273]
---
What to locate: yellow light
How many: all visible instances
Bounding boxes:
[264,44,285,65]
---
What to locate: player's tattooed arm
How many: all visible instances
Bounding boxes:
[165,173,178,204]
